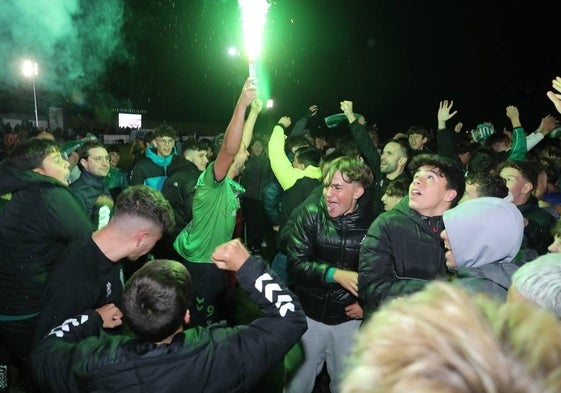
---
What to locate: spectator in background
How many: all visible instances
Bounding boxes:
[499,160,556,255]
[130,126,179,191]
[104,144,129,200]
[381,178,409,211]
[70,141,113,229]
[240,137,273,254]
[460,171,509,202]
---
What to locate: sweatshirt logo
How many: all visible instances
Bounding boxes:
[49,315,90,338]
[255,273,295,317]
[106,282,112,298]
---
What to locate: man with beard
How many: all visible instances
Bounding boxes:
[340,100,410,217]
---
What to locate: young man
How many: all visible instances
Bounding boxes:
[0,139,92,392]
[359,154,465,318]
[104,144,129,200]
[499,160,556,255]
[162,140,209,230]
[36,185,175,340]
[340,100,410,217]
[441,197,524,300]
[284,157,373,393]
[70,141,113,229]
[32,239,307,393]
[130,125,179,191]
[173,81,260,326]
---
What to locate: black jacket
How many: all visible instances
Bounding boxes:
[0,166,92,316]
[70,170,113,224]
[286,196,371,325]
[358,196,447,317]
[517,195,556,256]
[161,159,202,229]
[32,257,307,393]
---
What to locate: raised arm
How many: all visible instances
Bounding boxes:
[214,78,258,182]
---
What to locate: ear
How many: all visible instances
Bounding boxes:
[135,231,150,247]
[398,156,408,167]
[353,186,365,200]
[521,181,533,195]
[421,136,428,145]
[79,158,88,170]
[184,310,190,325]
[443,188,458,203]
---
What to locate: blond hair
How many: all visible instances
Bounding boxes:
[341,282,561,393]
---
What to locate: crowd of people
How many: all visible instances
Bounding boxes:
[1,75,561,393]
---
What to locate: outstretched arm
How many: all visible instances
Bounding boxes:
[214,78,258,182]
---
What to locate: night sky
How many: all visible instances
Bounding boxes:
[3,1,561,140]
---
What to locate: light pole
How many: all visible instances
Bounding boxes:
[22,60,39,127]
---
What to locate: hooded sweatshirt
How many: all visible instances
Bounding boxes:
[443,197,524,299]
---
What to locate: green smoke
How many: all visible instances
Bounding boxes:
[0,0,127,107]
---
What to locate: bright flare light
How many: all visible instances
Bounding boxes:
[22,60,39,127]
[238,0,270,78]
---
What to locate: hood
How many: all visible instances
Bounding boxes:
[145,146,177,167]
[0,163,65,194]
[443,197,524,268]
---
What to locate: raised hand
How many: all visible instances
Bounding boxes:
[546,76,561,114]
[437,100,458,129]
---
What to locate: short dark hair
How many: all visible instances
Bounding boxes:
[123,259,191,342]
[407,125,431,140]
[484,132,509,147]
[77,141,106,161]
[152,125,176,140]
[114,185,175,233]
[286,135,310,153]
[408,154,466,206]
[385,178,410,198]
[294,146,321,168]
[7,138,60,171]
[465,172,508,199]
[467,146,501,175]
[182,140,206,154]
[498,160,540,190]
[386,138,411,160]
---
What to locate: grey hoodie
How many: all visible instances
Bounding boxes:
[443,197,524,300]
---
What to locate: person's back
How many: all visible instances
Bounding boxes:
[32,239,307,393]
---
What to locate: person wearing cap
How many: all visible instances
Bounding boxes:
[441,197,524,300]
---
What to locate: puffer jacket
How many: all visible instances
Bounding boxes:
[358,196,447,317]
[0,165,92,316]
[286,196,371,325]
